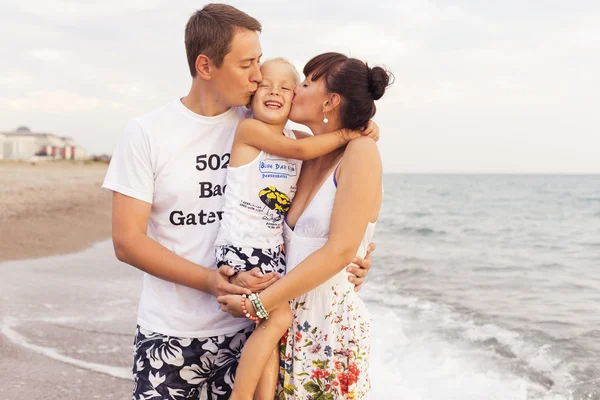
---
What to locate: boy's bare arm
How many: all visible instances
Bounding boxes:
[237,119,360,160]
[293,120,380,142]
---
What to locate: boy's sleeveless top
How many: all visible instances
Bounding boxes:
[215,127,302,249]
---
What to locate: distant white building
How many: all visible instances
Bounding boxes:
[0,126,88,160]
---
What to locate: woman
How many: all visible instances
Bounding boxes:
[219,52,392,399]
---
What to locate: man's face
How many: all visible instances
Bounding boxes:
[211,29,262,107]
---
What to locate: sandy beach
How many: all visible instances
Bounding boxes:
[0,161,135,399]
[0,161,112,261]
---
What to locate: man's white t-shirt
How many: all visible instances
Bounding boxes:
[103,99,254,338]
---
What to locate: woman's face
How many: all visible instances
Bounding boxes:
[288,75,329,126]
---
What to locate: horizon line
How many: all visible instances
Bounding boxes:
[383,172,600,175]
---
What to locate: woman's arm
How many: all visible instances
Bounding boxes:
[217,137,382,316]
[292,122,380,292]
[258,137,382,310]
[237,118,361,160]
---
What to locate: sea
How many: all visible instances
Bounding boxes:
[366,174,600,399]
[1,174,598,399]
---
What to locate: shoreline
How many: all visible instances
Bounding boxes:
[0,161,112,262]
[0,241,138,399]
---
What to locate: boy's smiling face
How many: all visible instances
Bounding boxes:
[251,60,298,125]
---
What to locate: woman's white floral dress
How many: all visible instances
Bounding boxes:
[277,171,376,400]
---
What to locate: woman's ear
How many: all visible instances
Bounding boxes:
[323,93,341,113]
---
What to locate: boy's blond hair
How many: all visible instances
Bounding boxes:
[261,57,301,83]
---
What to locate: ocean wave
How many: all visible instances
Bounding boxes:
[579,241,600,248]
[387,267,428,278]
[368,305,553,400]
[361,289,580,398]
[406,211,431,218]
[394,226,448,237]
[533,244,567,251]
[536,262,565,269]
[581,329,600,338]
[481,337,518,359]
[0,317,131,380]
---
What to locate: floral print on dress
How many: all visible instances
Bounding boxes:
[277,281,372,400]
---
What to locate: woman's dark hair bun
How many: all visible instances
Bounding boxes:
[367,65,393,100]
[303,53,395,130]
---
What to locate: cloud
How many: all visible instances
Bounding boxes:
[5,0,165,18]
[30,48,62,62]
[0,0,599,172]
[1,90,101,113]
[0,70,34,89]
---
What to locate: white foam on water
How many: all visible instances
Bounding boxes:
[369,305,539,400]
[365,297,576,400]
[0,317,132,381]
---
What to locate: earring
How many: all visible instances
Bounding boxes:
[323,113,329,124]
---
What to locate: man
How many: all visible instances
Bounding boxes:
[103,4,373,399]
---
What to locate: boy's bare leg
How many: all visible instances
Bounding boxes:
[230,307,292,400]
[254,347,280,400]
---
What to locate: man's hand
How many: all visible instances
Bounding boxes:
[207,266,251,297]
[346,242,376,292]
[230,268,280,293]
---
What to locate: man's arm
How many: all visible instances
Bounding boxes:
[111,192,250,297]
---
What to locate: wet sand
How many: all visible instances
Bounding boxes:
[0,161,112,261]
[0,161,135,399]
[0,241,139,399]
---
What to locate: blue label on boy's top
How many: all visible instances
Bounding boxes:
[259,159,298,178]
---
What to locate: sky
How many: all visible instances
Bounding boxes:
[1,0,599,173]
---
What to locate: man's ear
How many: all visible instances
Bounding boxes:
[195,54,212,80]
[323,93,341,113]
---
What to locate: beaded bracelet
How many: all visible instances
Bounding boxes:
[241,294,259,324]
[249,294,263,319]
[249,293,270,320]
